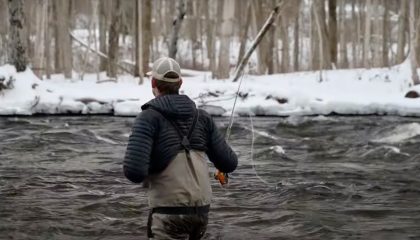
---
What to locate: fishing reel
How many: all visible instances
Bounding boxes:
[214,170,229,186]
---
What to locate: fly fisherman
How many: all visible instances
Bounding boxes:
[123,57,238,239]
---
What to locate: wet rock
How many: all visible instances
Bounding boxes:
[0,75,15,91]
[266,94,288,104]
[405,90,419,98]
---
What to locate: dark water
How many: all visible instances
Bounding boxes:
[1,116,420,240]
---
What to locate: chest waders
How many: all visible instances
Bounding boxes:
[148,108,210,238]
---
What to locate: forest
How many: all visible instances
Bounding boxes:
[1,0,419,84]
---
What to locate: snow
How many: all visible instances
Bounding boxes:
[1,59,420,117]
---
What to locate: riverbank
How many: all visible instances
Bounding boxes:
[1,61,419,117]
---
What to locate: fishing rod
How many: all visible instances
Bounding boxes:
[214,2,285,187]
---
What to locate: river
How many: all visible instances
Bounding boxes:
[1,116,419,239]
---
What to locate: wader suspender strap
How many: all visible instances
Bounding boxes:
[151,107,199,154]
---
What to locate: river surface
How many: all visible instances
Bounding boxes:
[1,116,420,240]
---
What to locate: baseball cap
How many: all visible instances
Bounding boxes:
[147,57,182,82]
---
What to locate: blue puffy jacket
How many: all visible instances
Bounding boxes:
[123,94,238,183]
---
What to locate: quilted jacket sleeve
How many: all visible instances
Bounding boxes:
[123,111,156,183]
[205,115,238,173]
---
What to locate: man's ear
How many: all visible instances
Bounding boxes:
[179,79,183,87]
[151,78,157,88]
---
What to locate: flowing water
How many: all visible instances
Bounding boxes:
[1,116,420,240]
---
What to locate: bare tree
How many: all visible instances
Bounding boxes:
[98,0,109,72]
[329,0,338,67]
[142,0,152,72]
[53,0,72,78]
[134,0,144,82]
[396,0,408,64]
[186,0,197,69]
[217,0,234,79]
[363,0,372,68]
[236,0,252,68]
[8,0,27,72]
[280,16,290,73]
[169,0,186,59]
[382,0,389,67]
[44,0,52,79]
[313,0,331,70]
[107,0,122,78]
[33,0,47,77]
[293,6,300,71]
[409,0,420,85]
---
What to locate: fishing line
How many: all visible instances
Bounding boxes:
[248,111,280,189]
[221,67,282,189]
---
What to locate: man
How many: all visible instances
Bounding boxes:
[123,57,238,239]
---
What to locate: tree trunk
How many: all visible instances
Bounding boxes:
[313,0,331,70]
[8,0,27,72]
[396,0,408,64]
[98,0,108,71]
[267,0,276,74]
[409,0,420,85]
[280,17,289,73]
[236,0,251,68]
[351,0,357,68]
[310,2,318,70]
[328,0,337,67]
[107,0,122,78]
[45,0,51,79]
[373,0,381,67]
[205,0,216,75]
[33,0,47,77]
[252,0,271,74]
[363,0,372,68]
[142,0,152,73]
[134,0,143,82]
[53,0,72,78]
[382,0,389,67]
[168,0,186,59]
[356,0,363,67]
[417,0,420,65]
[217,0,234,79]
[339,0,348,68]
[187,0,197,69]
[294,9,300,71]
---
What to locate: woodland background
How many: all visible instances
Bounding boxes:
[2,0,420,84]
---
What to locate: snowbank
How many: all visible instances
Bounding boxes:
[1,61,420,117]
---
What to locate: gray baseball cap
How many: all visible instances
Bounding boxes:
[147,57,181,82]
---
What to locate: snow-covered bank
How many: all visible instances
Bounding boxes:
[0,61,419,117]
